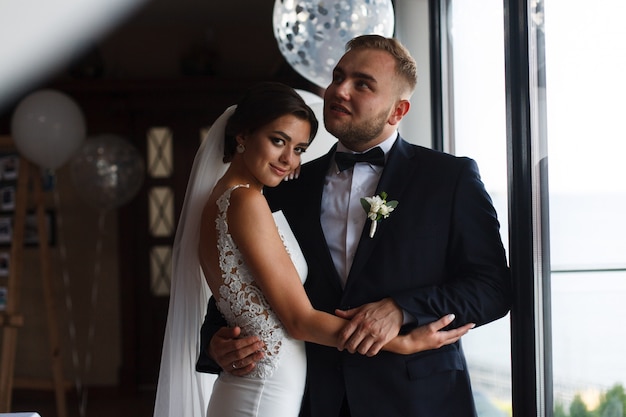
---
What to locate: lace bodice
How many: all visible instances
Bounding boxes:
[214,185,307,379]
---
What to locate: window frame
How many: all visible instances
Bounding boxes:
[428,0,553,415]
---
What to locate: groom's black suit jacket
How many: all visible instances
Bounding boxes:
[198,136,512,417]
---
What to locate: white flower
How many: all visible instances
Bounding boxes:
[379,204,394,217]
[363,196,381,217]
[360,192,398,238]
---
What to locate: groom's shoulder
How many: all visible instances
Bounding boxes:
[398,137,473,168]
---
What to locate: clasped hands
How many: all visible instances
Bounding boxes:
[209,298,474,376]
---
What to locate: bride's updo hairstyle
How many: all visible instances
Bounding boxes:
[223,82,319,162]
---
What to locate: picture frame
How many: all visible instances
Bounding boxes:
[0,252,9,277]
[0,211,56,247]
[0,216,11,244]
[0,154,19,181]
[1,185,15,211]
[0,285,7,311]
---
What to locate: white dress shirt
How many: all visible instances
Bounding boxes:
[320,133,398,287]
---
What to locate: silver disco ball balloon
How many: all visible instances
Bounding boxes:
[70,134,145,211]
[273,0,395,88]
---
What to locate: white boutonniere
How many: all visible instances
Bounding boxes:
[360,191,398,238]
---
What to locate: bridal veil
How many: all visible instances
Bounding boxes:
[153,106,236,417]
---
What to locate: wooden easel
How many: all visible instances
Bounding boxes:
[0,136,67,417]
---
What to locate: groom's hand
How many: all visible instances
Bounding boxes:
[209,326,265,376]
[335,298,403,356]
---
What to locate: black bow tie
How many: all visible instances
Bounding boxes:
[334,147,385,172]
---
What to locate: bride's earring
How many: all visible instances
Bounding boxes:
[236,143,245,153]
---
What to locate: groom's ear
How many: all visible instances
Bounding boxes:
[388,99,411,126]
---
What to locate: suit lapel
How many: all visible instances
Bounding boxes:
[344,138,418,293]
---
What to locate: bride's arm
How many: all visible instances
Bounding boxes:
[383,315,475,355]
[228,190,473,354]
[228,189,347,348]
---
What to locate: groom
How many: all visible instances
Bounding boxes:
[197,35,511,417]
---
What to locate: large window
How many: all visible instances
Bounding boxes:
[542,0,626,414]
[445,0,626,415]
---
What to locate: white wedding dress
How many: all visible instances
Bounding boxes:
[205,185,308,417]
[154,106,308,417]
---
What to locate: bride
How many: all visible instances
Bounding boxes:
[153,82,473,417]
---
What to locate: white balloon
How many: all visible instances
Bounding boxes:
[296,89,337,163]
[11,89,86,170]
[273,0,395,88]
[295,89,323,106]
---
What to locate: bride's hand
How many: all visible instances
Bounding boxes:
[209,326,265,376]
[284,163,301,181]
[394,314,475,355]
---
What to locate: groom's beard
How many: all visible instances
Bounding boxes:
[325,106,391,149]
